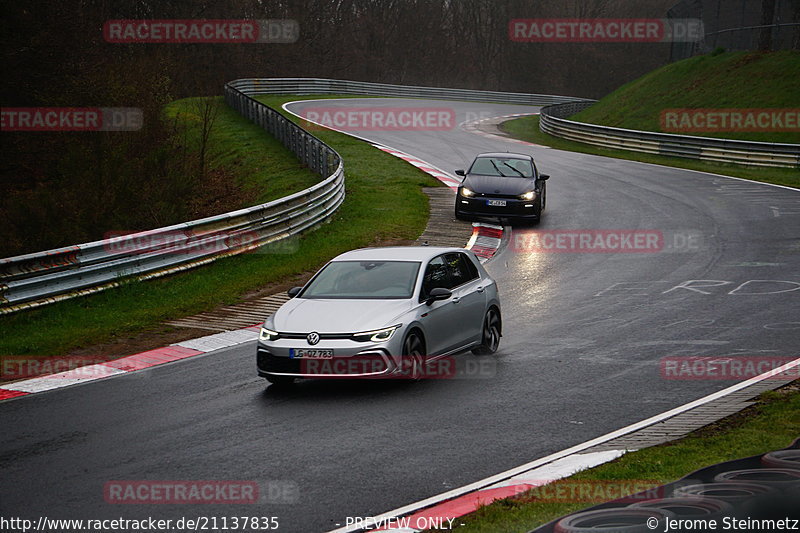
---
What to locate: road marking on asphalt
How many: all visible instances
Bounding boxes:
[595,279,800,297]
[487,449,626,489]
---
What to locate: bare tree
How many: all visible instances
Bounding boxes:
[192,97,221,179]
[789,0,800,49]
[758,0,777,51]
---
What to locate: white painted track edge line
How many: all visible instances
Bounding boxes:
[325,356,800,533]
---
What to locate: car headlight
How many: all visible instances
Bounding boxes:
[259,327,280,342]
[460,187,475,198]
[352,325,401,343]
[519,190,537,201]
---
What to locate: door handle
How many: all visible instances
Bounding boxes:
[452,296,461,304]
[476,286,484,293]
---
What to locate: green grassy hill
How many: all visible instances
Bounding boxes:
[571,50,800,144]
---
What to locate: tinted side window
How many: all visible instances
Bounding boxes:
[445,253,478,287]
[462,253,480,280]
[420,256,450,300]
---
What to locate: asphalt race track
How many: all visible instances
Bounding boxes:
[2,98,798,533]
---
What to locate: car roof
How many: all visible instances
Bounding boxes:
[474,152,532,160]
[331,246,470,263]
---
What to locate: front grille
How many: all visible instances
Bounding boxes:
[278,332,353,340]
[257,349,300,374]
[473,192,520,200]
[257,349,390,376]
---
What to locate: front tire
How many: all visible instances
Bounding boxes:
[402,330,426,380]
[541,185,546,212]
[527,197,543,225]
[473,308,501,355]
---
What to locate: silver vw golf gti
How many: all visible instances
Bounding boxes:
[257,246,501,385]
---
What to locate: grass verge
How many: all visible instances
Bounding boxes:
[427,383,800,532]
[572,50,800,144]
[501,116,800,189]
[164,96,323,205]
[0,95,441,357]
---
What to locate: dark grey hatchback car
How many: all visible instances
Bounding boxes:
[455,152,549,223]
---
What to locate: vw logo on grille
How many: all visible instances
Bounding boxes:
[306,332,320,345]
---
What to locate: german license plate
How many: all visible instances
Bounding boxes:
[487,199,506,207]
[290,349,334,359]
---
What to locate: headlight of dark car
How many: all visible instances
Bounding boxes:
[519,190,537,201]
[460,187,476,198]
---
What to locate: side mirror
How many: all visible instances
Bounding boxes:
[287,286,302,298]
[539,174,550,180]
[455,169,465,177]
[425,287,452,305]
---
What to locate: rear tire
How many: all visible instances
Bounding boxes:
[473,307,501,355]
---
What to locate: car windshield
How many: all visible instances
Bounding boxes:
[469,157,533,178]
[300,260,421,299]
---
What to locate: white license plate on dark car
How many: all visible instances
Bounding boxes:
[487,199,507,207]
[290,349,334,359]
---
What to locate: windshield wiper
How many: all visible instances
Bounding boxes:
[502,161,525,177]
[489,159,507,177]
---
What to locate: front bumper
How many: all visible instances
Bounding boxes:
[456,196,539,218]
[257,336,404,378]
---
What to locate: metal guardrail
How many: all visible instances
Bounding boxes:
[4,77,796,313]
[540,101,800,168]
[226,77,591,106]
[0,83,345,314]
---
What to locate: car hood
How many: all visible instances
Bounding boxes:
[464,174,534,195]
[270,298,413,333]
